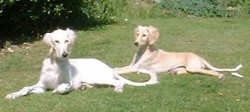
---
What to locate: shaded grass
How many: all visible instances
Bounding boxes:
[0,17,250,112]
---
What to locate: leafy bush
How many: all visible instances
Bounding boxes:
[0,0,164,42]
[82,0,116,24]
[0,0,116,46]
[113,0,164,19]
[161,0,228,17]
[160,0,250,17]
[221,0,250,14]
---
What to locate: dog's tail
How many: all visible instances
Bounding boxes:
[201,58,243,77]
[114,73,147,86]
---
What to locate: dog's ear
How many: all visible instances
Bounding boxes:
[43,33,52,46]
[148,26,159,44]
[66,28,76,45]
[43,33,54,54]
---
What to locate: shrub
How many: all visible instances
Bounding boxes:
[82,0,116,24]
[221,0,250,14]
[160,0,250,17]
[160,0,228,17]
[0,0,116,47]
[1,0,74,36]
[113,0,165,19]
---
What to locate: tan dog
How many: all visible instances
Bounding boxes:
[114,25,243,84]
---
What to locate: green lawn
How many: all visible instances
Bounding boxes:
[0,17,249,112]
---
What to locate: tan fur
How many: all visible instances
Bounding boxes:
[114,25,242,84]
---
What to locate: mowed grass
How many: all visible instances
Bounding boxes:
[0,17,250,112]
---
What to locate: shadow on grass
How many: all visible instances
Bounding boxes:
[0,21,118,49]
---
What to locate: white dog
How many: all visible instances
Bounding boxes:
[114,25,243,84]
[6,28,147,100]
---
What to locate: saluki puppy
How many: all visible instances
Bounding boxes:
[114,25,243,84]
[6,28,147,100]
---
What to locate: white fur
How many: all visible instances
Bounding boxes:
[6,28,146,100]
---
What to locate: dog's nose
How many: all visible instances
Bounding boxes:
[134,42,139,46]
[62,52,68,58]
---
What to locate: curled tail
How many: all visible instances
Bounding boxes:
[114,73,147,86]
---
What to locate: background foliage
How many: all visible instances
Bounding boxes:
[0,0,116,46]
[161,0,250,17]
[0,0,249,47]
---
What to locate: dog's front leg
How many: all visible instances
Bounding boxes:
[137,69,158,85]
[53,83,73,94]
[5,83,45,99]
[113,53,138,74]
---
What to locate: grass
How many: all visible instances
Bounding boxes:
[0,17,250,112]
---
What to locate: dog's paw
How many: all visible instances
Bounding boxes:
[114,84,124,93]
[218,74,225,79]
[53,83,71,94]
[5,93,19,100]
[114,87,123,93]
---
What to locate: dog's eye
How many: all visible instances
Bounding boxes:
[65,40,69,43]
[54,40,59,43]
[142,34,147,37]
[136,33,139,36]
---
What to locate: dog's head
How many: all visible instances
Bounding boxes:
[134,25,159,47]
[43,28,76,58]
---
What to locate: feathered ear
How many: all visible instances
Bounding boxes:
[66,28,76,45]
[148,26,159,44]
[43,33,54,54]
[43,33,52,46]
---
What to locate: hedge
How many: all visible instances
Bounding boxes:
[0,0,116,44]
